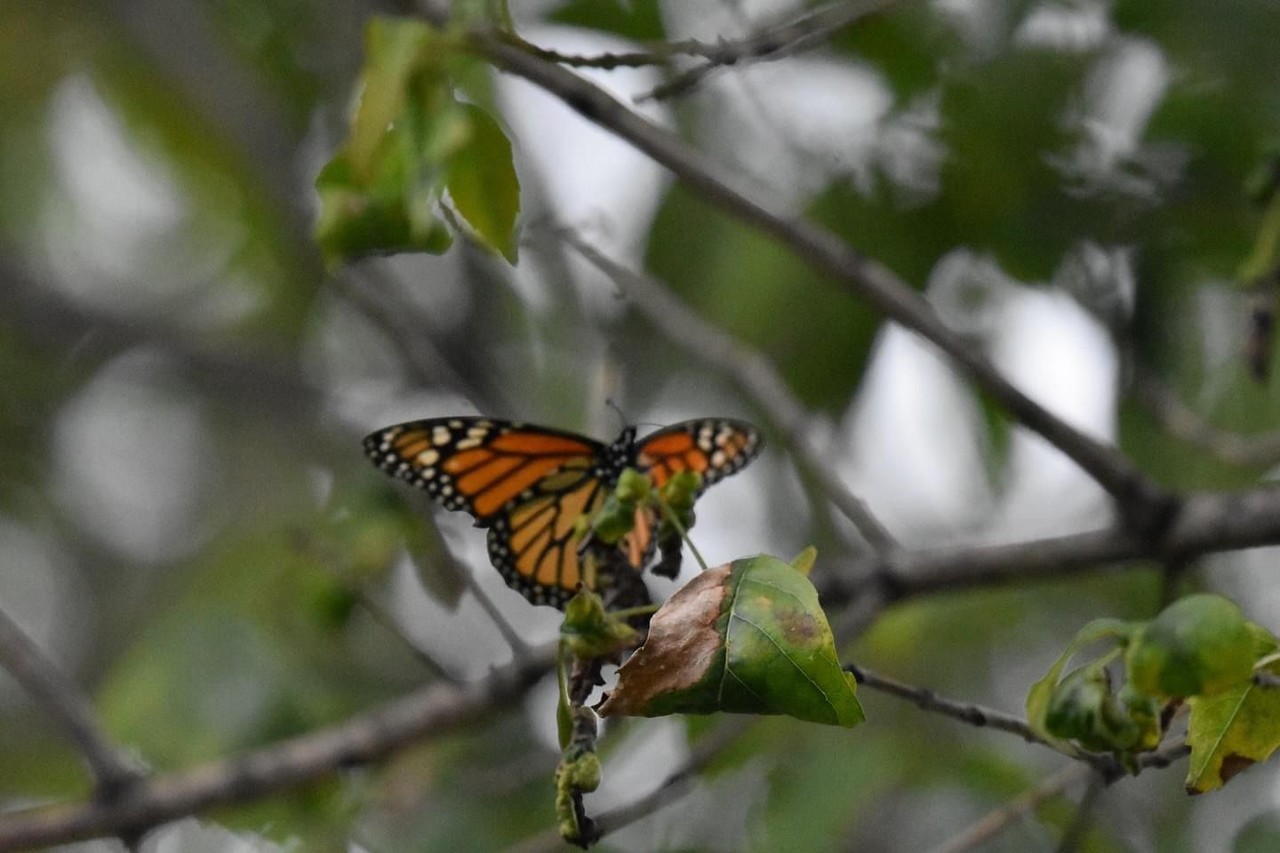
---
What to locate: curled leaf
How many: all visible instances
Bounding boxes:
[1126,594,1256,699]
[1026,617,1134,740]
[1044,666,1157,754]
[599,555,863,727]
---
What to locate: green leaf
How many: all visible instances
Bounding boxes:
[1126,594,1257,698]
[790,546,818,577]
[315,16,497,265]
[1026,617,1134,739]
[1185,624,1280,793]
[347,18,440,177]
[314,152,453,262]
[599,555,864,727]
[587,469,649,546]
[1043,665,1157,754]
[446,103,521,262]
[559,589,639,660]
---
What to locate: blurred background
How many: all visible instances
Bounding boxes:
[3,0,1280,850]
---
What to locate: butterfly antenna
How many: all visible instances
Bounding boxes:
[604,398,629,432]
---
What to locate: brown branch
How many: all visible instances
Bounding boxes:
[495,0,888,80]
[850,667,1191,786]
[0,257,324,417]
[492,33,713,70]
[407,2,1172,531]
[813,483,1280,605]
[559,229,895,552]
[0,605,141,798]
[0,656,549,851]
[848,665,1118,773]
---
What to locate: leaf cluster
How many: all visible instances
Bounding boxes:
[1027,594,1280,792]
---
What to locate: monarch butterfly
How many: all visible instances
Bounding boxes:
[363,417,762,608]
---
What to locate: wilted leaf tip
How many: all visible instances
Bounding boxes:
[597,565,732,718]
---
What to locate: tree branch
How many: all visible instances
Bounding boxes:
[409,2,1172,530]
[848,665,1118,773]
[815,483,1280,605]
[0,657,549,850]
[495,0,889,85]
[635,0,896,102]
[11,472,1258,848]
[0,605,141,798]
[850,666,1191,785]
[558,228,895,552]
[0,257,325,417]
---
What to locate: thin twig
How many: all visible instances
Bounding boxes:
[290,529,454,679]
[1133,742,1189,772]
[847,665,1117,773]
[411,2,1173,531]
[493,0,889,81]
[928,762,1090,853]
[1055,771,1105,853]
[559,228,895,552]
[1132,367,1280,468]
[851,666,1190,786]
[457,565,534,660]
[333,266,509,414]
[493,33,712,70]
[0,654,551,850]
[0,604,141,798]
[638,0,896,102]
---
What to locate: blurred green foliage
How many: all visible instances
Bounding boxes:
[3,0,1280,850]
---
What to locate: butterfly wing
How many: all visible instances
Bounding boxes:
[364,417,617,608]
[485,460,621,608]
[635,418,763,493]
[364,416,763,609]
[363,418,604,523]
[634,419,762,580]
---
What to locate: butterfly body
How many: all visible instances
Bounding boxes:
[364,417,761,608]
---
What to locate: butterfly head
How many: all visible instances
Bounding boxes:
[597,425,639,480]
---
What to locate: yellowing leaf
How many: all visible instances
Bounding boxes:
[1186,625,1280,793]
